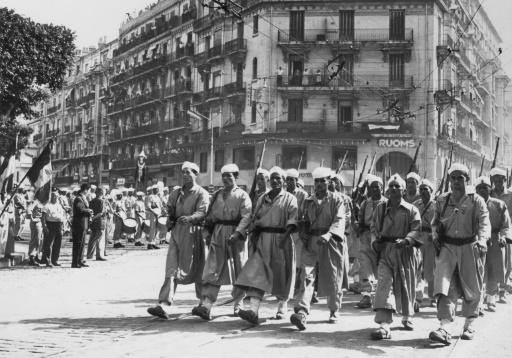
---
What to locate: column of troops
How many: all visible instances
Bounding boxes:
[145,161,512,346]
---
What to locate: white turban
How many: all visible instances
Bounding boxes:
[448,163,469,175]
[121,187,128,192]
[406,172,421,183]
[367,174,383,186]
[221,164,239,173]
[269,166,286,178]
[474,176,491,187]
[286,169,300,179]
[127,188,135,192]
[312,167,332,180]
[136,191,144,196]
[182,161,200,173]
[388,173,406,189]
[490,168,506,177]
[257,168,270,177]
[90,184,97,189]
[419,179,435,191]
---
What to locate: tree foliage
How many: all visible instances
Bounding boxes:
[0,119,34,155]
[0,7,76,120]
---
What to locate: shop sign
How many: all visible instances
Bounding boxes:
[377,139,416,148]
[117,178,125,185]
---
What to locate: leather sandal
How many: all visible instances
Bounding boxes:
[370,327,392,340]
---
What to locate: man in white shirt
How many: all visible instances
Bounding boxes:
[42,191,67,267]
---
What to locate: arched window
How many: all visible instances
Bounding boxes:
[252,57,257,79]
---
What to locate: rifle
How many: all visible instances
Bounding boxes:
[443,146,453,193]
[436,157,448,198]
[336,151,349,174]
[320,158,324,167]
[478,155,485,177]
[507,168,510,188]
[352,155,369,200]
[408,140,422,174]
[356,152,377,203]
[491,137,500,169]
[297,151,304,171]
[249,140,267,202]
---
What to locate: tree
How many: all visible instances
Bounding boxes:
[0,7,76,120]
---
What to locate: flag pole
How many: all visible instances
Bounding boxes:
[0,139,53,218]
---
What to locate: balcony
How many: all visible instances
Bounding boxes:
[114,22,174,58]
[167,46,195,66]
[207,45,223,61]
[277,74,414,90]
[165,113,191,130]
[76,95,89,107]
[193,13,225,33]
[62,151,70,159]
[224,81,246,101]
[64,125,71,133]
[168,80,193,98]
[274,120,411,137]
[455,130,481,152]
[112,72,127,84]
[455,49,471,74]
[65,98,76,108]
[124,122,160,139]
[107,102,125,114]
[74,124,82,134]
[224,39,247,63]
[87,91,96,102]
[112,128,122,140]
[277,28,413,44]
[47,104,61,115]
[205,86,223,102]
[132,56,165,77]
[125,88,163,108]
[160,151,194,165]
[33,133,43,142]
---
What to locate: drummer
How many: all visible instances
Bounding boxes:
[125,188,136,244]
[146,185,162,250]
[112,190,127,249]
[134,191,147,247]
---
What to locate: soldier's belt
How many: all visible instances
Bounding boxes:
[491,228,501,234]
[380,236,402,243]
[441,236,477,245]
[258,227,286,234]
[216,220,240,226]
[308,228,330,236]
[422,227,432,233]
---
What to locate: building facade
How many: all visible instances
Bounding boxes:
[29,0,511,192]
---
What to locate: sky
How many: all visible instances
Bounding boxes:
[1,0,512,75]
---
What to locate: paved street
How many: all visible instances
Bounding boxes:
[1,226,511,358]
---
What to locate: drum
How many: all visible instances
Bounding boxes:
[141,219,151,235]
[157,216,168,233]
[122,217,138,235]
[116,211,127,221]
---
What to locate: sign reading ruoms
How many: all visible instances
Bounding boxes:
[377,139,417,148]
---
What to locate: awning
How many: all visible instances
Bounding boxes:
[52,163,70,174]
[368,124,401,131]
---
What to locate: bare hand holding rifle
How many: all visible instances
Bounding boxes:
[249,140,267,202]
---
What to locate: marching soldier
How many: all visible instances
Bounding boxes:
[474,176,510,311]
[147,162,209,319]
[192,164,252,320]
[235,166,298,324]
[13,187,27,241]
[112,190,126,249]
[133,191,147,247]
[125,188,136,243]
[252,168,270,210]
[413,179,437,308]
[489,167,512,302]
[403,172,421,204]
[370,174,422,340]
[286,169,307,271]
[429,164,491,345]
[355,175,386,308]
[289,167,346,330]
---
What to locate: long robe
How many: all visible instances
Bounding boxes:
[371,199,422,317]
[431,192,491,302]
[490,189,512,278]
[146,194,162,243]
[235,190,298,300]
[202,187,252,299]
[486,197,510,291]
[300,191,346,296]
[413,198,436,282]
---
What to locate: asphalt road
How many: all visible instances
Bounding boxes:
[1,224,511,358]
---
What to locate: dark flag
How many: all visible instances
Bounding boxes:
[0,141,17,202]
[27,140,53,204]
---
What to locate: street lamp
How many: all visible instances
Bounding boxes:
[187,109,220,186]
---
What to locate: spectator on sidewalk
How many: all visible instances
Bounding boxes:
[28,200,44,266]
[41,192,67,268]
[0,198,14,261]
[87,188,108,261]
[13,187,27,242]
[71,183,93,268]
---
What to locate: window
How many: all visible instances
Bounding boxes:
[389,54,405,86]
[339,10,354,41]
[332,146,357,171]
[233,147,255,170]
[289,11,304,41]
[282,146,307,169]
[199,152,208,173]
[389,10,405,40]
[251,102,257,123]
[338,106,353,133]
[288,99,303,122]
[214,150,224,172]
[252,57,258,79]
[253,15,258,34]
